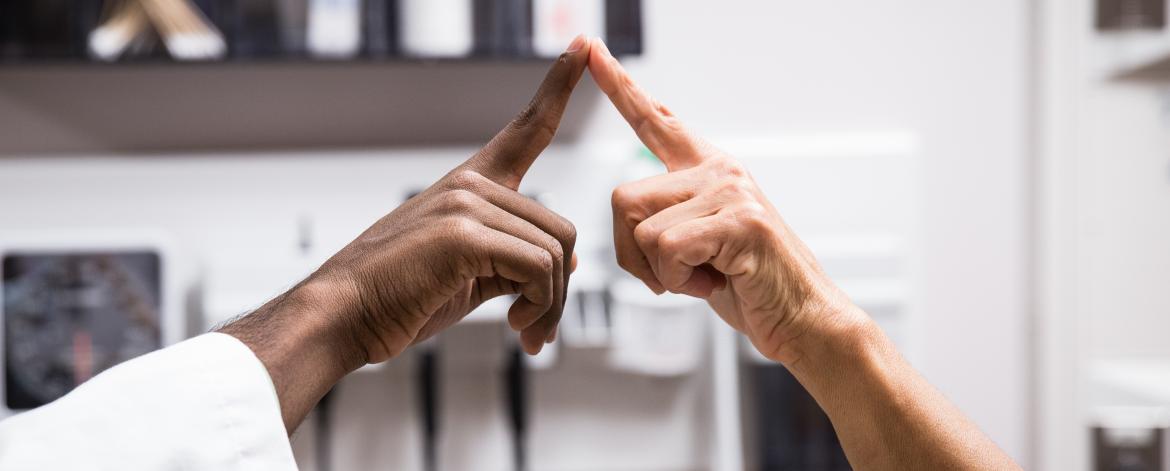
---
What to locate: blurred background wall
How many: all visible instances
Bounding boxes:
[0,0,1033,466]
[15,0,1170,469]
[1038,0,1170,469]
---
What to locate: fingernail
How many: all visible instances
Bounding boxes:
[566,34,587,53]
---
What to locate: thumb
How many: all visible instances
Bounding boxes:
[462,35,592,189]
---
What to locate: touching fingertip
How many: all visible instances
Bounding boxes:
[566,34,587,53]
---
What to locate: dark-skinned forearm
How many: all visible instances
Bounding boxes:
[217,276,367,434]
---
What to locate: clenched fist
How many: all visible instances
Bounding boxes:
[220,35,592,432]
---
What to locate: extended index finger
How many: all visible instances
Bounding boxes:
[463,35,592,190]
[588,39,707,171]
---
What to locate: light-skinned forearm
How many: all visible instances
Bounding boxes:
[788,306,1022,471]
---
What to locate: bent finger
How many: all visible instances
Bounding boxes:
[456,172,576,316]
[632,192,722,280]
[655,215,731,297]
[471,202,566,332]
[462,224,556,324]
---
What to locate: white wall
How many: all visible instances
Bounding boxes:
[1078,57,1170,360]
[0,0,1033,467]
[1038,1,1170,470]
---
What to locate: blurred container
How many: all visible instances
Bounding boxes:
[532,0,603,57]
[399,0,473,58]
[607,278,706,376]
[308,0,362,58]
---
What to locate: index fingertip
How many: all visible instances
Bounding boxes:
[464,35,593,188]
[587,38,618,87]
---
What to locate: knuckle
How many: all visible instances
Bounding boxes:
[656,230,682,253]
[611,185,634,210]
[714,179,739,195]
[544,235,565,262]
[633,222,657,248]
[712,158,747,178]
[716,178,754,200]
[446,169,486,191]
[536,250,555,273]
[442,216,480,242]
[611,186,644,227]
[444,188,481,213]
[734,178,756,194]
[557,216,578,247]
[725,159,748,178]
[732,202,771,231]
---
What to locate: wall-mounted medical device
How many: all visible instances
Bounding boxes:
[0,232,181,418]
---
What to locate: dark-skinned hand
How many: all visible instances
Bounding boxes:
[220,35,591,433]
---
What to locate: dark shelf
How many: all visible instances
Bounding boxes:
[0,0,642,67]
[0,51,633,69]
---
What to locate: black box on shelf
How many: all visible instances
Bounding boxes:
[0,0,642,64]
[1097,0,1166,31]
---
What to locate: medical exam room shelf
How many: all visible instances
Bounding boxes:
[0,61,611,154]
[0,0,642,66]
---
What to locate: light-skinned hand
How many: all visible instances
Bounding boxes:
[588,38,860,366]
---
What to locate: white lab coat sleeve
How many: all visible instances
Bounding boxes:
[0,332,298,471]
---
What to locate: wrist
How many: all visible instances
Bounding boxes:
[785,303,891,393]
[217,275,367,432]
[284,275,371,373]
